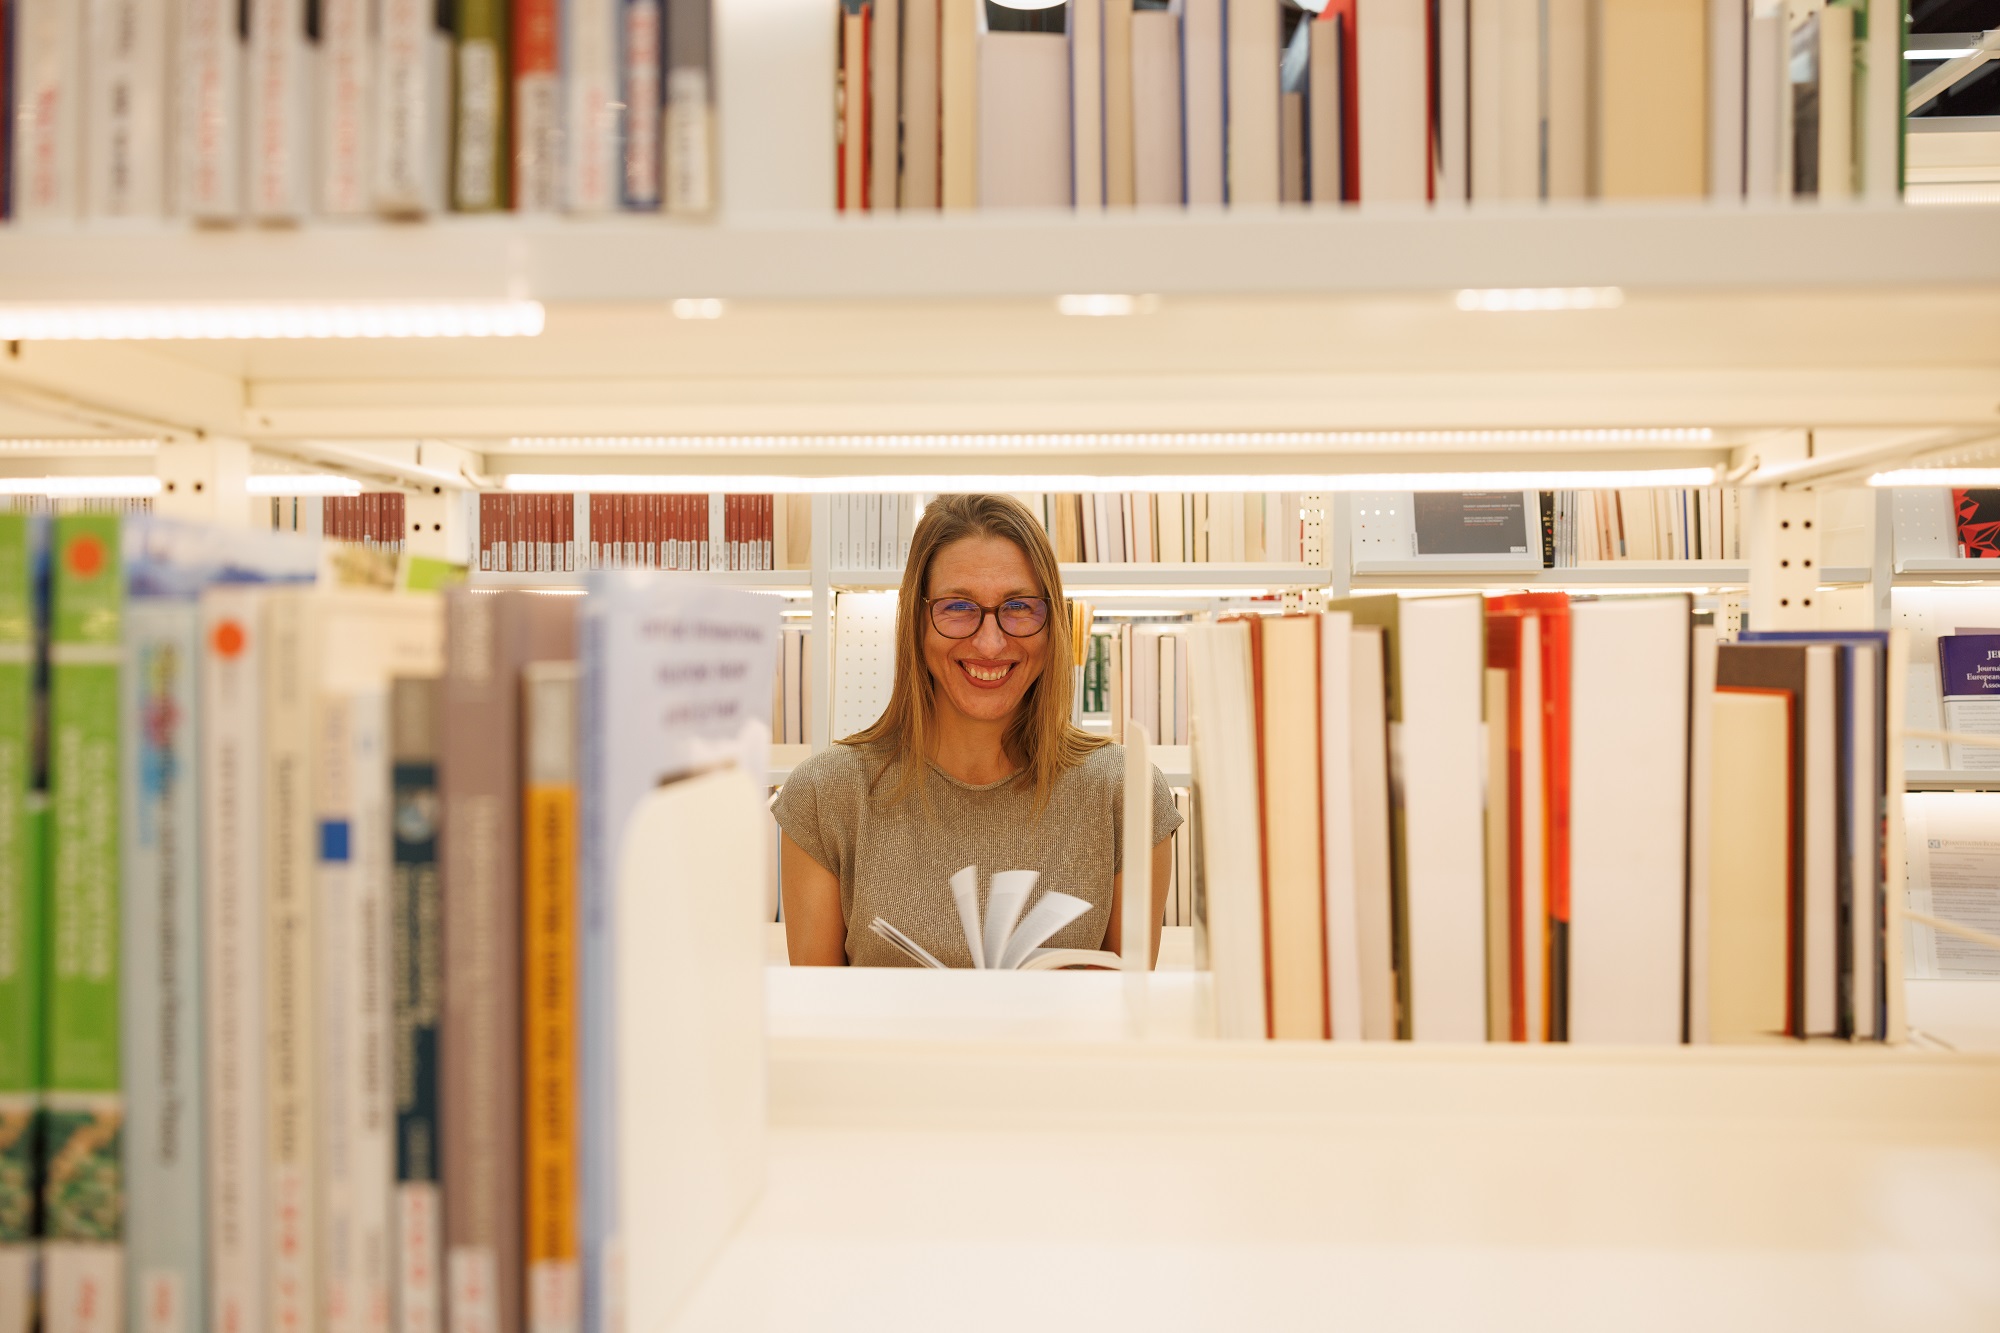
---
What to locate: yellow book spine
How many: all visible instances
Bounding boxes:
[522,775,579,1321]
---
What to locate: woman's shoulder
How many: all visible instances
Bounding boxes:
[786,741,881,791]
[1063,737,1128,786]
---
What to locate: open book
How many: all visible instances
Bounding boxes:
[869,867,1122,971]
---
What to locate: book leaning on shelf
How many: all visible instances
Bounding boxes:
[1185,592,1901,1044]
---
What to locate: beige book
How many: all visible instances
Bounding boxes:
[841,9,868,208]
[1348,626,1397,1040]
[1132,9,1183,205]
[1257,616,1328,1039]
[870,0,902,208]
[1279,90,1305,202]
[1546,0,1588,196]
[1708,689,1793,1042]
[940,0,977,206]
[1816,3,1854,199]
[902,0,941,205]
[1105,0,1136,205]
[976,25,1069,208]
[1071,0,1105,206]
[1593,0,1708,198]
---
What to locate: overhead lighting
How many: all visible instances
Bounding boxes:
[0,438,162,453]
[1056,293,1158,317]
[1071,588,1285,599]
[1907,47,1978,58]
[0,301,546,340]
[247,473,365,497]
[1869,469,2000,487]
[0,475,164,497]
[671,298,726,320]
[1456,286,1625,312]
[507,428,1714,453]
[502,467,1717,494]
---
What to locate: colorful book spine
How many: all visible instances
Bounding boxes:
[12,0,85,220]
[663,0,715,214]
[43,513,124,1333]
[453,0,511,210]
[201,588,269,1333]
[373,0,450,216]
[389,677,443,1333]
[522,664,579,1333]
[173,0,243,219]
[513,0,563,211]
[620,0,664,209]
[122,595,205,1333]
[564,0,620,212]
[83,0,168,218]
[318,0,374,214]
[0,515,42,1333]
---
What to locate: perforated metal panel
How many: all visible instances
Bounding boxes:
[1891,488,1958,564]
[1347,492,1413,562]
[832,591,899,736]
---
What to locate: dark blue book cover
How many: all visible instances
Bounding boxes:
[1938,634,2000,699]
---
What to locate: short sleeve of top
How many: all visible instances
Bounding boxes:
[770,740,1184,967]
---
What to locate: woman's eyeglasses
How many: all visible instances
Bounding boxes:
[924,595,1051,639]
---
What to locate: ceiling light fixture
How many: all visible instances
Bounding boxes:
[1056,293,1158,317]
[501,467,1717,495]
[0,438,163,453]
[671,298,726,320]
[0,475,165,498]
[0,301,546,340]
[246,473,365,497]
[506,427,1715,453]
[1455,286,1625,312]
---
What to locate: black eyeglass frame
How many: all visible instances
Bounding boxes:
[922,595,1054,640]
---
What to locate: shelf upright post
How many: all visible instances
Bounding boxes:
[1322,491,1352,598]
[1743,485,1821,630]
[153,438,253,526]
[809,492,832,751]
[402,484,465,561]
[1870,486,1894,629]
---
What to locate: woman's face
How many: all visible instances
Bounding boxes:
[923,533,1051,729]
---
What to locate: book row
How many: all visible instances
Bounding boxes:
[3,0,716,224]
[1029,491,1312,565]
[322,492,410,551]
[478,493,797,573]
[837,0,1901,212]
[1187,594,1898,1043]
[0,511,779,1333]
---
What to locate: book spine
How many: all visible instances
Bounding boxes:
[390,679,443,1333]
[663,0,714,214]
[576,612,611,1333]
[318,0,374,214]
[44,514,124,1333]
[13,0,84,220]
[263,593,319,1333]
[122,598,206,1333]
[173,0,242,219]
[514,0,563,211]
[246,0,313,221]
[620,0,664,209]
[200,589,268,1333]
[0,515,40,1333]
[373,0,443,215]
[316,687,395,1333]
[564,0,621,212]
[522,665,580,1333]
[454,0,511,211]
[84,0,167,217]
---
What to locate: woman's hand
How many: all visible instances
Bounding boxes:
[1103,834,1175,968]
[780,832,848,965]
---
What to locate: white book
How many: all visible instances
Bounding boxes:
[1471,0,1537,199]
[663,0,715,215]
[1862,0,1900,200]
[902,0,942,206]
[1396,596,1488,1041]
[1743,1,1786,200]
[1319,613,1363,1040]
[373,0,450,216]
[318,0,374,214]
[872,0,903,209]
[899,496,916,567]
[1308,18,1343,203]
[1848,643,1880,1040]
[1348,626,1396,1040]
[1157,493,1185,562]
[1224,0,1280,204]
[246,0,314,221]
[1132,10,1183,207]
[1803,644,1839,1035]
[1158,632,1179,744]
[202,589,270,1333]
[1708,0,1746,197]
[877,494,897,574]
[1070,0,1105,207]
[1685,625,1718,1042]
[1432,0,1467,202]
[1178,0,1225,205]
[1568,597,1693,1045]
[84,0,169,218]
[12,0,84,220]
[621,0,665,210]
[174,0,244,219]
[566,0,622,211]
[1186,620,1267,1038]
[830,496,849,573]
[1545,0,1587,198]
[1356,0,1427,203]
[976,27,1070,208]
[1816,4,1854,200]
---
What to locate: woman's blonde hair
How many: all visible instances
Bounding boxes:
[843,493,1107,810]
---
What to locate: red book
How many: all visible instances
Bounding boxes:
[1321,3,1360,201]
[512,0,561,210]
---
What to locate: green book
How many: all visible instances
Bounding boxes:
[0,513,43,1315]
[43,513,124,1309]
[452,0,512,210]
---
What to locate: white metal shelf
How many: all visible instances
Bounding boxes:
[1905,770,2000,793]
[468,569,812,592]
[833,562,1335,593]
[1351,562,1874,589]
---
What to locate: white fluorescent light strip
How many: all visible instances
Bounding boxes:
[503,468,1718,495]
[672,298,726,320]
[247,474,365,497]
[1870,469,2000,487]
[509,427,1714,453]
[1456,286,1625,312]
[0,438,162,453]
[1907,47,1978,58]
[0,301,546,340]
[0,475,164,498]
[1056,293,1158,316]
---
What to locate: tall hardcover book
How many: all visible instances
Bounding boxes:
[664,0,717,214]
[1708,0,1746,195]
[1104,0,1136,205]
[374,0,452,216]
[1254,616,1327,1039]
[1185,618,1267,1039]
[1225,0,1280,203]
[1070,0,1105,207]
[1355,0,1427,202]
[12,0,83,220]
[1179,0,1224,204]
[621,0,665,210]
[1545,0,1588,197]
[0,516,40,1333]
[1707,688,1792,1042]
[901,0,942,206]
[246,0,313,220]
[976,23,1069,208]
[175,0,243,219]
[578,579,778,1333]
[1132,9,1182,206]
[1593,0,1707,198]
[566,0,622,211]
[390,678,443,1333]
[318,0,374,214]
[522,664,581,1333]
[939,0,977,207]
[454,0,512,210]
[84,0,168,217]
[838,4,868,210]
[442,592,577,1333]
[44,514,124,1333]
[870,0,902,209]
[514,0,563,210]
[1432,0,1467,202]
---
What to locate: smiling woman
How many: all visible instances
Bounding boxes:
[772,493,1182,967]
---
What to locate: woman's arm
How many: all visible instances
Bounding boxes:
[1103,834,1176,968]
[780,831,848,966]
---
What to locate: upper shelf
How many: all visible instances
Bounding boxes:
[3,203,1997,303]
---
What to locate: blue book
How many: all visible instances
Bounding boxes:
[578,575,777,1333]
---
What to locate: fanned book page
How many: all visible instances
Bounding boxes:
[870,867,1120,970]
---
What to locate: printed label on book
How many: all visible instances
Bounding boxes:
[43,1243,123,1333]
[396,1184,442,1333]
[0,1249,31,1333]
[454,44,502,209]
[272,1163,310,1333]
[447,1249,497,1333]
[140,1270,183,1333]
[528,1260,580,1333]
